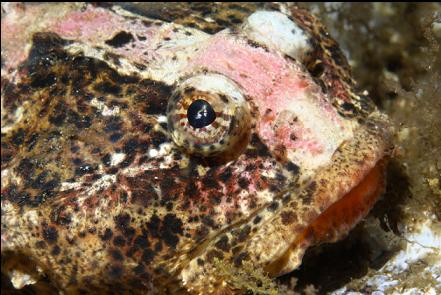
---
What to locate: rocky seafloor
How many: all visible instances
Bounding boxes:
[2,2,440,295]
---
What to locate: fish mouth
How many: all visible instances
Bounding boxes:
[265,158,387,277]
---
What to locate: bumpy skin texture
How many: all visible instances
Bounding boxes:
[1,3,392,294]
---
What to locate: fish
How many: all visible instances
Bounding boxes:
[1,3,392,294]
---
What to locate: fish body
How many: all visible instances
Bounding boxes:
[1,3,392,294]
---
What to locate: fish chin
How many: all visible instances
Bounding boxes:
[266,158,387,277]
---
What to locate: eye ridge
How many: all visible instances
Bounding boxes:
[187,99,216,129]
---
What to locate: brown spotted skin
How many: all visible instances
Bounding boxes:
[1,3,392,294]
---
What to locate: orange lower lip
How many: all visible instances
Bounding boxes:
[304,159,385,245]
[265,160,385,276]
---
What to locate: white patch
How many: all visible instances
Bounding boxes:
[24,210,40,227]
[9,269,38,289]
[110,152,126,166]
[148,148,159,158]
[366,275,399,292]
[60,181,81,191]
[237,190,251,215]
[148,142,172,160]
[242,11,311,61]
[331,288,363,295]
[382,221,441,273]
[90,97,120,116]
[87,174,116,196]
[1,169,10,187]
[284,91,354,171]
[157,115,168,123]
[1,105,25,133]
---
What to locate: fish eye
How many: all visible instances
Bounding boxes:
[167,73,251,159]
[187,99,216,129]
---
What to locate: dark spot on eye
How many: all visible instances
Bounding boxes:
[187,99,216,128]
[105,31,134,48]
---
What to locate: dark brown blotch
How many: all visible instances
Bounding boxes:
[105,31,135,48]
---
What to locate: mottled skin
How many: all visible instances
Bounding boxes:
[1,3,392,294]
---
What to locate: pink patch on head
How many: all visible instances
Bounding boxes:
[52,6,162,65]
[190,33,328,154]
[52,6,126,40]
[189,34,289,101]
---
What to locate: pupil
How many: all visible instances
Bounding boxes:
[187,99,216,128]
